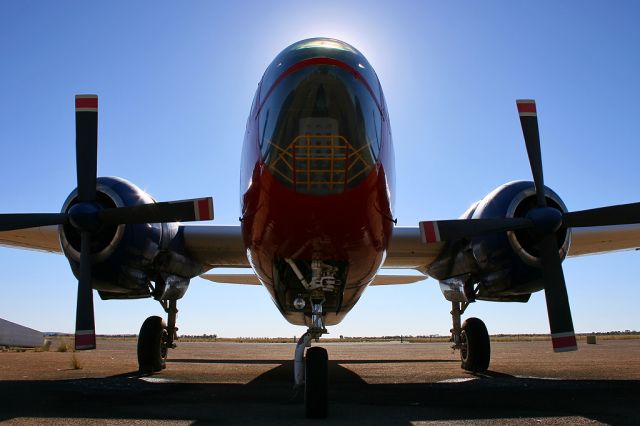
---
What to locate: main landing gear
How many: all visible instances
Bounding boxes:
[450,301,490,372]
[138,299,178,373]
[294,300,329,418]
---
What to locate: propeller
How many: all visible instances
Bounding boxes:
[517,99,575,352]
[420,99,640,352]
[0,95,214,350]
[73,94,99,350]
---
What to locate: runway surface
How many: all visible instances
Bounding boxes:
[0,339,639,424]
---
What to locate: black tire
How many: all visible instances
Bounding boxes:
[137,315,168,373]
[460,317,490,372]
[305,346,328,418]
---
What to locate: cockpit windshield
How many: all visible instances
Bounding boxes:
[259,38,382,108]
[257,38,384,195]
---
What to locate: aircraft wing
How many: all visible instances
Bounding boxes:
[3,223,637,273]
[382,226,444,272]
[200,272,427,285]
[0,226,61,253]
[382,223,640,272]
[0,224,251,266]
[181,225,250,268]
[566,224,640,257]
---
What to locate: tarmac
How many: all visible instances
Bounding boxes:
[0,339,639,425]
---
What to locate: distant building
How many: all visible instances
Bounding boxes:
[0,318,44,347]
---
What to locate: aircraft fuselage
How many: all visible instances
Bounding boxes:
[240,39,395,326]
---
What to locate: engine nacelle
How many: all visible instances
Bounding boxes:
[59,177,202,300]
[429,181,571,302]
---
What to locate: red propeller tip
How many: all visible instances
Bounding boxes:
[551,332,577,352]
[75,95,98,111]
[75,329,96,350]
[194,198,214,221]
[516,99,536,116]
[419,221,441,243]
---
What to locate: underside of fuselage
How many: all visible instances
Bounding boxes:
[240,38,396,327]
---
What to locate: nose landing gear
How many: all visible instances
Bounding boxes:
[293,299,329,418]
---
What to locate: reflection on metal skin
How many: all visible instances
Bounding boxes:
[439,273,471,302]
[294,332,313,387]
[155,273,190,300]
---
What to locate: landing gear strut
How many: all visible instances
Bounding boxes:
[294,299,329,418]
[137,299,178,373]
[450,301,490,372]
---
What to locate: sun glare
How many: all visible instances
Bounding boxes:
[293,38,357,53]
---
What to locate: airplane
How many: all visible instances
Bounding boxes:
[2,37,640,418]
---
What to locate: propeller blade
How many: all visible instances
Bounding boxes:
[419,217,533,243]
[0,213,68,231]
[516,99,576,351]
[539,234,577,352]
[75,231,96,350]
[562,202,640,228]
[75,95,98,202]
[517,100,547,207]
[98,197,214,225]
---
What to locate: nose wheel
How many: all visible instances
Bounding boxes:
[305,346,328,418]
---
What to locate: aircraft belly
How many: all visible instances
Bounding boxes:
[242,162,392,324]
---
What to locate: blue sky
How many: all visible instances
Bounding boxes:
[1,1,639,337]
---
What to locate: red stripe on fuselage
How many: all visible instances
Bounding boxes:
[257,57,383,116]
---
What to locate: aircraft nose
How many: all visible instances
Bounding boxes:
[257,59,383,195]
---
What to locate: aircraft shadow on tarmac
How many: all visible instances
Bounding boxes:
[0,359,638,424]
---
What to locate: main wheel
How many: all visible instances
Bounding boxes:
[460,317,490,372]
[305,346,328,418]
[137,315,168,373]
